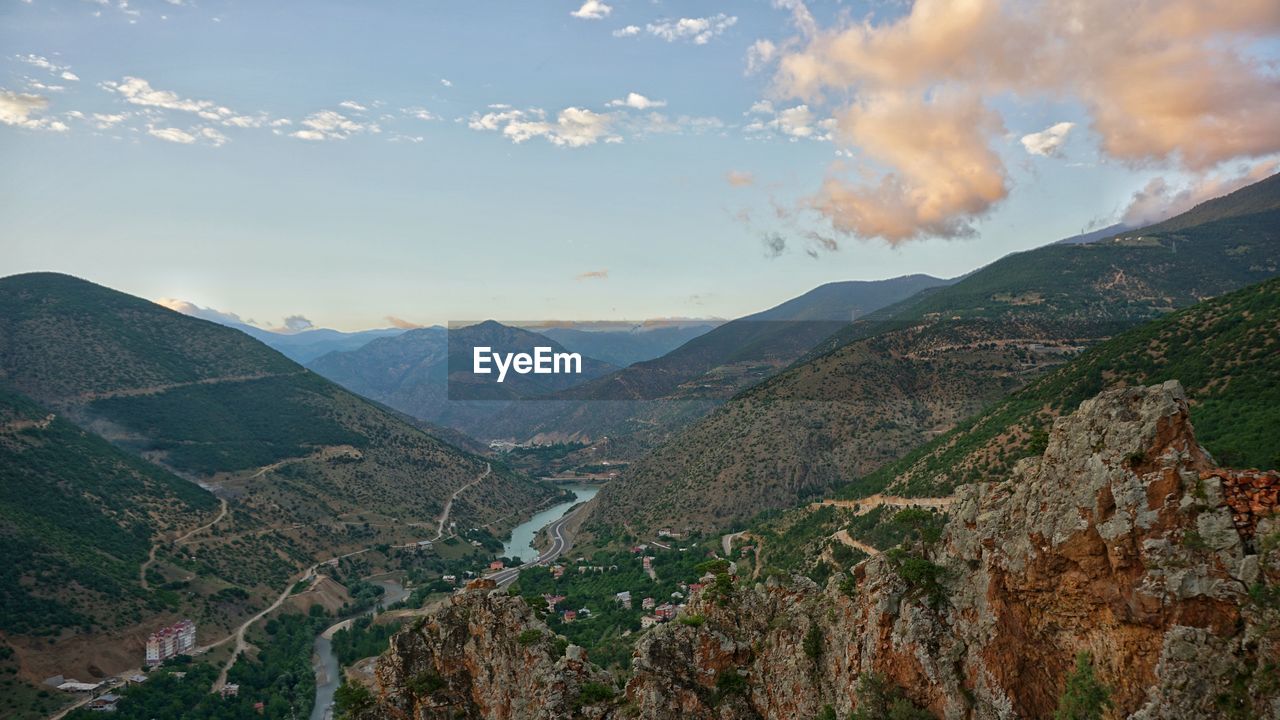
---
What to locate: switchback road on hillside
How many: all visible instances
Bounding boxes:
[433,463,489,541]
[810,494,956,516]
[139,497,230,590]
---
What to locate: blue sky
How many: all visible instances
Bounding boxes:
[3,0,1278,330]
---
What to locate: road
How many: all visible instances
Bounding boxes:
[487,500,588,588]
[433,463,488,541]
[810,494,956,516]
[139,497,230,590]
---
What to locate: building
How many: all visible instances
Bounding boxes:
[219,683,240,698]
[145,619,196,666]
[550,564,565,579]
[562,610,577,623]
[615,591,632,609]
[655,603,677,621]
[87,693,120,712]
[489,560,505,571]
[442,574,457,584]
[640,616,660,628]
[641,597,655,610]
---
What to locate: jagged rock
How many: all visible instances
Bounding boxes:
[355,589,617,720]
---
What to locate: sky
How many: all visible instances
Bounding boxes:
[3,0,1279,332]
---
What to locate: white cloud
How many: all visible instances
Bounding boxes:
[744,102,833,141]
[338,100,368,112]
[440,78,453,87]
[607,92,666,110]
[91,112,128,129]
[0,89,68,131]
[612,25,640,37]
[570,0,611,20]
[15,54,78,80]
[403,107,439,121]
[290,109,379,141]
[469,106,619,147]
[746,39,777,74]
[1020,121,1075,157]
[147,126,196,144]
[642,14,737,45]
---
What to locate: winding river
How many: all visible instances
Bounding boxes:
[502,484,599,562]
[309,484,599,719]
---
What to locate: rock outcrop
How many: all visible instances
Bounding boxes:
[361,382,1279,719]
[356,585,617,720]
[625,382,1278,719]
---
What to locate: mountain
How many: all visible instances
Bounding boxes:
[858,275,1280,501]
[447,274,954,456]
[537,323,719,368]
[1053,222,1130,245]
[0,273,559,681]
[235,326,406,364]
[354,383,1280,719]
[308,321,616,432]
[589,173,1280,534]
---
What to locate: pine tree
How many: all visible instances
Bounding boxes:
[1055,652,1112,720]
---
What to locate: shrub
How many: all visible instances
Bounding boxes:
[1054,653,1111,720]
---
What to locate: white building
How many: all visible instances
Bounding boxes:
[145,619,196,666]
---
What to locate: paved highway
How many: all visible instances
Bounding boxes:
[487,501,587,588]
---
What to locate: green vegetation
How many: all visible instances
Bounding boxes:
[331,615,401,667]
[1053,653,1112,720]
[91,373,365,474]
[0,385,217,636]
[66,613,323,720]
[849,673,933,720]
[509,534,721,668]
[860,276,1280,498]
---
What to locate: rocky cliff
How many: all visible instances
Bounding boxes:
[360,382,1279,719]
[354,579,618,720]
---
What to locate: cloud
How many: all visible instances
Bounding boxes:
[385,315,424,329]
[440,78,453,87]
[1120,160,1280,227]
[607,92,666,110]
[0,89,68,131]
[743,101,834,141]
[811,90,1008,244]
[147,125,228,146]
[156,298,247,327]
[469,106,619,147]
[338,100,368,112]
[626,14,738,45]
[282,315,314,333]
[570,0,611,20]
[762,232,787,258]
[1020,121,1075,157]
[576,269,609,280]
[15,54,78,81]
[102,76,269,132]
[746,40,777,74]
[726,170,755,187]
[403,107,439,121]
[768,0,1280,244]
[290,110,379,141]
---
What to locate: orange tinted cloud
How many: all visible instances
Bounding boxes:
[768,0,1280,243]
[576,269,609,280]
[726,170,755,187]
[385,315,424,329]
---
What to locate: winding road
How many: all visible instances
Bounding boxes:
[433,464,489,541]
[810,494,956,516]
[487,500,589,588]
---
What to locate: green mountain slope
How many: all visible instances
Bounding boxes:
[863,275,1280,499]
[589,174,1280,534]
[0,273,559,677]
[0,384,218,636]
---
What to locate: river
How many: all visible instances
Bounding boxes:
[310,579,407,720]
[309,485,599,719]
[501,483,600,562]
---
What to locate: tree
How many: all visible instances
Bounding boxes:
[1054,652,1112,720]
